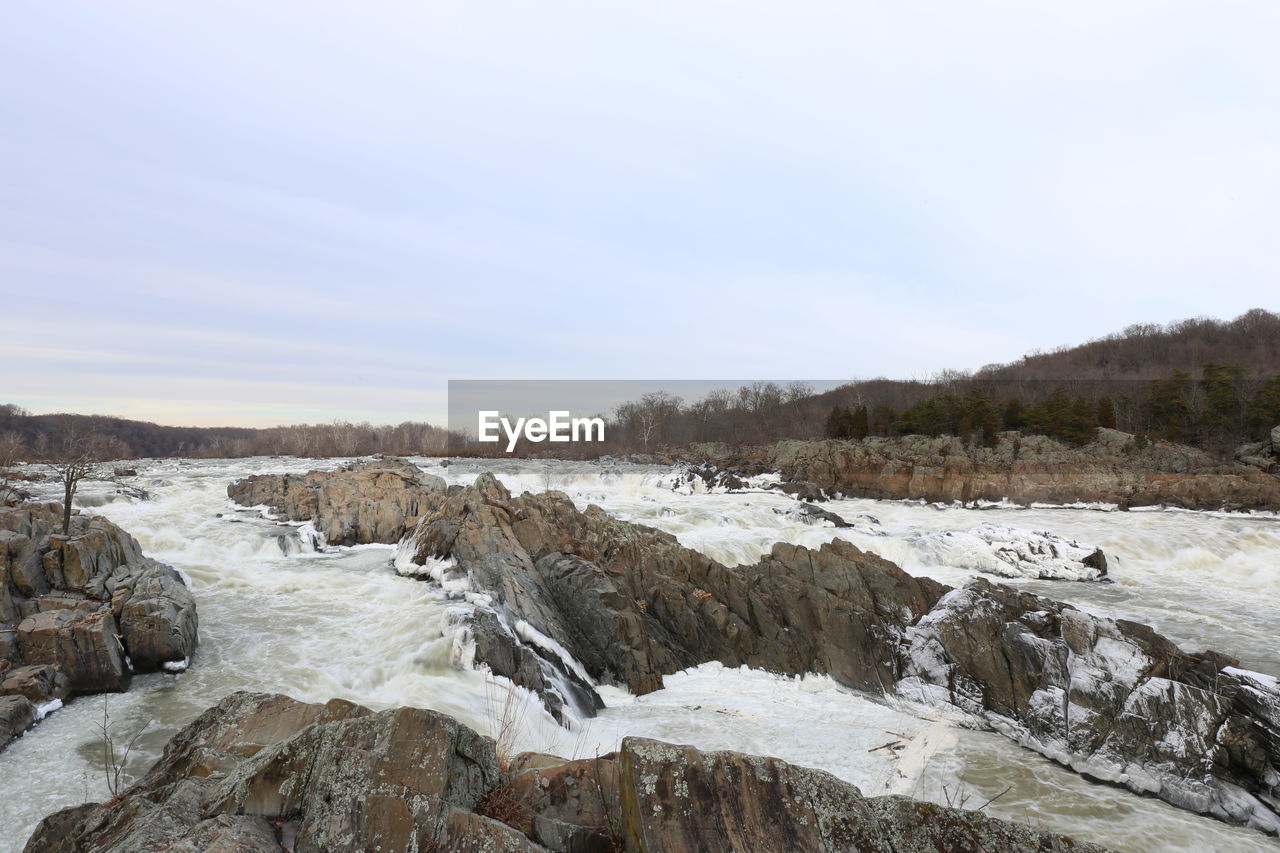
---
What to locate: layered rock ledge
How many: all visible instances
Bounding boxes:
[684,430,1280,511]
[397,473,1280,833]
[0,502,198,749]
[24,690,1109,853]
[227,457,446,546]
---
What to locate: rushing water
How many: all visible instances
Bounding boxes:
[1,457,1278,852]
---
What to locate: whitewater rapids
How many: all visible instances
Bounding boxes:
[1,456,1277,852]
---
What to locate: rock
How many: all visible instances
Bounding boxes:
[724,433,1280,511]
[227,457,446,546]
[156,815,282,853]
[0,664,69,704]
[0,694,34,748]
[897,578,1280,831]
[0,501,197,720]
[779,502,852,527]
[112,468,138,478]
[210,704,501,852]
[395,473,1280,832]
[660,462,748,493]
[1,529,48,598]
[108,561,198,672]
[16,609,129,694]
[908,523,1110,581]
[509,751,619,851]
[1238,426,1280,473]
[616,737,1106,853]
[24,692,1110,853]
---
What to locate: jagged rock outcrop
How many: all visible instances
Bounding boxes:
[227,457,446,546]
[24,691,1109,853]
[0,502,197,749]
[396,474,1280,833]
[686,431,1280,511]
[775,504,1110,581]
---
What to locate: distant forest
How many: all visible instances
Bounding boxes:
[3,309,1279,462]
[0,407,451,461]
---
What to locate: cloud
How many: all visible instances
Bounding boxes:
[2,2,1277,425]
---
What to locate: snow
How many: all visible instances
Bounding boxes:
[514,619,593,685]
[909,523,1107,581]
[33,699,62,721]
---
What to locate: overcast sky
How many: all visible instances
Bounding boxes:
[2,3,1277,426]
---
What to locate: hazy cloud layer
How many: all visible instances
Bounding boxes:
[2,2,1277,426]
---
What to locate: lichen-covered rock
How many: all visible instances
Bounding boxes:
[616,737,1107,853]
[209,704,500,851]
[509,751,619,851]
[24,692,1109,853]
[156,815,282,853]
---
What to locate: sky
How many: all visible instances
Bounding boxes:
[2,2,1278,427]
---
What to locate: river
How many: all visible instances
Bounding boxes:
[2,456,1277,852]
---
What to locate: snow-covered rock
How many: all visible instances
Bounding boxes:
[910,523,1109,581]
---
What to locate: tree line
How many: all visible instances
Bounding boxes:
[0,406,451,462]
[823,367,1280,449]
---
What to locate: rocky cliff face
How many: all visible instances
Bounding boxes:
[0,502,198,749]
[396,474,1280,833]
[227,457,447,546]
[24,691,1110,853]
[689,430,1280,510]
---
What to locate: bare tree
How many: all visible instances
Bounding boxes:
[96,697,152,799]
[44,420,107,535]
[0,431,28,505]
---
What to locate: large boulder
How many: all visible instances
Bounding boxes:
[24,692,1110,853]
[616,737,1105,853]
[0,503,198,738]
[395,473,1280,833]
[108,561,198,671]
[227,457,447,545]
[16,609,129,694]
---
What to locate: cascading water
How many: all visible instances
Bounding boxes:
[1,456,1277,852]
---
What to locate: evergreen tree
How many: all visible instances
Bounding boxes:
[1001,398,1025,431]
[1198,362,1245,445]
[824,405,852,439]
[850,405,870,439]
[1097,396,1117,430]
[1146,370,1193,442]
[1246,374,1280,439]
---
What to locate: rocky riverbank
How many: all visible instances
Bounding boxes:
[0,502,198,749]
[24,690,1110,853]
[227,457,447,545]
[395,473,1280,833]
[681,428,1280,511]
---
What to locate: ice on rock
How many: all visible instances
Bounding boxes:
[909,522,1108,581]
